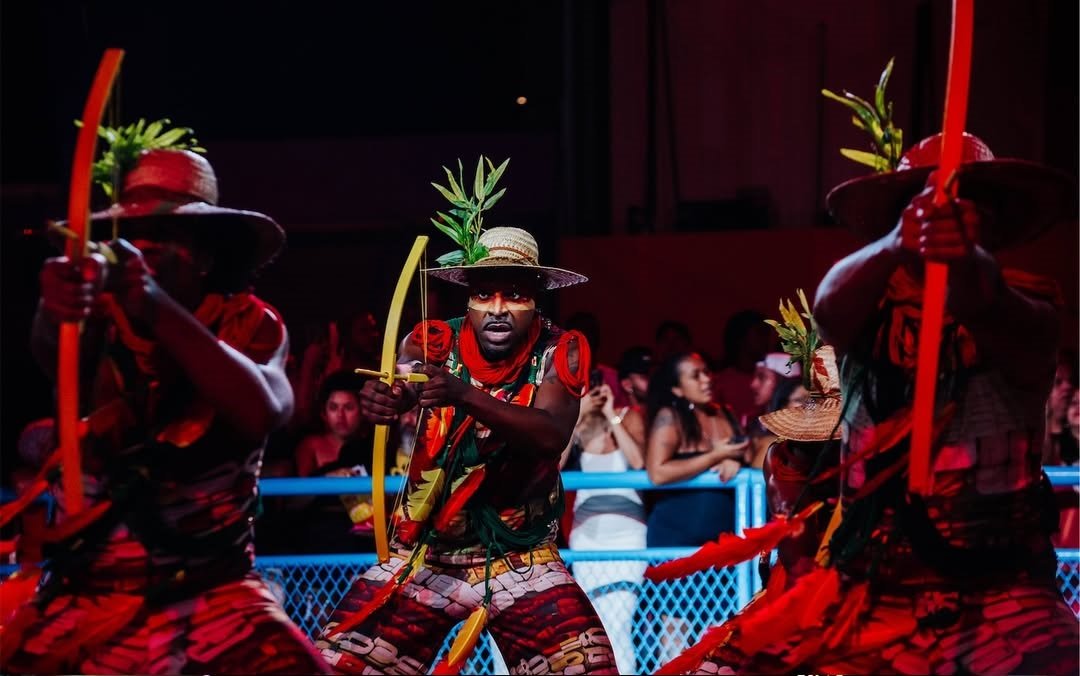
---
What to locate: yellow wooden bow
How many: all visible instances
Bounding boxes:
[361,235,429,562]
[57,49,125,515]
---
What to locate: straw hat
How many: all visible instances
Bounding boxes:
[75,149,285,269]
[424,227,587,290]
[759,345,842,442]
[826,132,1078,252]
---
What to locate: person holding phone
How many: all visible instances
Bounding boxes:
[561,370,647,674]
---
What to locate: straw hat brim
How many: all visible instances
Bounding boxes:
[759,396,842,442]
[423,260,588,290]
[74,201,286,269]
[826,159,1078,252]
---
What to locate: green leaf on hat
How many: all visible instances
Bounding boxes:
[429,155,510,267]
[823,58,903,173]
[765,289,822,389]
[436,250,467,266]
[74,117,204,200]
[431,217,464,246]
[473,156,486,200]
[443,167,465,201]
[840,148,890,171]
[483,187,506,210]
[432,182,463,205]
[482,158,510,196]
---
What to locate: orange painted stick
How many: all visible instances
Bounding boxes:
[58,49,124,514]
[909,0,973,494]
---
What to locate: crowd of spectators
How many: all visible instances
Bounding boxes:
[8,309,1077,563]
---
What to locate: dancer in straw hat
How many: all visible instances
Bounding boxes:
[315,158,617,674]
[1,121,330,674]
[650,59,1079,675]
[640,292,844,675]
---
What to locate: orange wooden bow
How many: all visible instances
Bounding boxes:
[57,49,125,514]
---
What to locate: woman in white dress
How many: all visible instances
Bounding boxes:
[561,378,647,674]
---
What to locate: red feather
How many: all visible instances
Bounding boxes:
[396,519,424,547]
[824,581,869,649]
[0,568,41,626]
[327,579,398,638]
[411,409,452,480]
[654,621,737,675]
[645,503,822,581]
[431,656,462,675]
[737,567,837,655]
[433,466,487,533]
[765,561,788,597]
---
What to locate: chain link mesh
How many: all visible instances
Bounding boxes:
[255,552,1079,675]
[255,553,743,675]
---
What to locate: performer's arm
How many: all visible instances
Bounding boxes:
[412,339,581,459]
[112,240,293,442]
[645,407,746,485]
[814,226,907,355]
[944,247,1058,390]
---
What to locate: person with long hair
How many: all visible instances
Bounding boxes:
[643,352,749,662]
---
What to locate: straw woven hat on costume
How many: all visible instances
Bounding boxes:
[424,227,588,290]
[826,132,1078,252]
[759,345,841,442]
[75,148,285,269]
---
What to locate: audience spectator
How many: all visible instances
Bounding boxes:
[566,311,627,408]
[1050,388,1080,549]
[747,353,802,467]
[616,346,654,415]
[293,370,377,553]
[561,372,646,674]
[1044,350,1078,464]
[655,320,694,363]
[741,375,809,469]
[644,352,749,662]
[711,310,772,423]
[293,311,382,430]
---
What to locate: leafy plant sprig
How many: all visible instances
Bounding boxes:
[429,156,509,266]
[763,288,821,389]
[73,118,205,199]
[822,58,903,172]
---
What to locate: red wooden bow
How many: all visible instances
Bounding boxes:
[909,0,974,494]
[57,49,125,514]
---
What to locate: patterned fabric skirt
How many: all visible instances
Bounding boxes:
[1,573,330,674]
[692,578,1079,675]
[316,543,618,674]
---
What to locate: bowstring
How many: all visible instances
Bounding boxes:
[108,71,122,242]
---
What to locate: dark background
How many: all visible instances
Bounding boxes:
[3,1,1077,468]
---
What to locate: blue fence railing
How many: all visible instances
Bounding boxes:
[3,467,1079,674]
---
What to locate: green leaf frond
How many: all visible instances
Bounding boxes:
[429,156,510,267]
[822,58,903,173]
[74,118,204,199]
[764,288,822,389]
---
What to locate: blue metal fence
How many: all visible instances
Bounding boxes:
[3,467,1079,674]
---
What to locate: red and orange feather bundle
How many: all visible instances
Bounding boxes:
[645,502,822,581]
[433,466,486,534]
[327,579,400,638]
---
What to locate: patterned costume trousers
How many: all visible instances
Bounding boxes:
[316,544,618,674]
